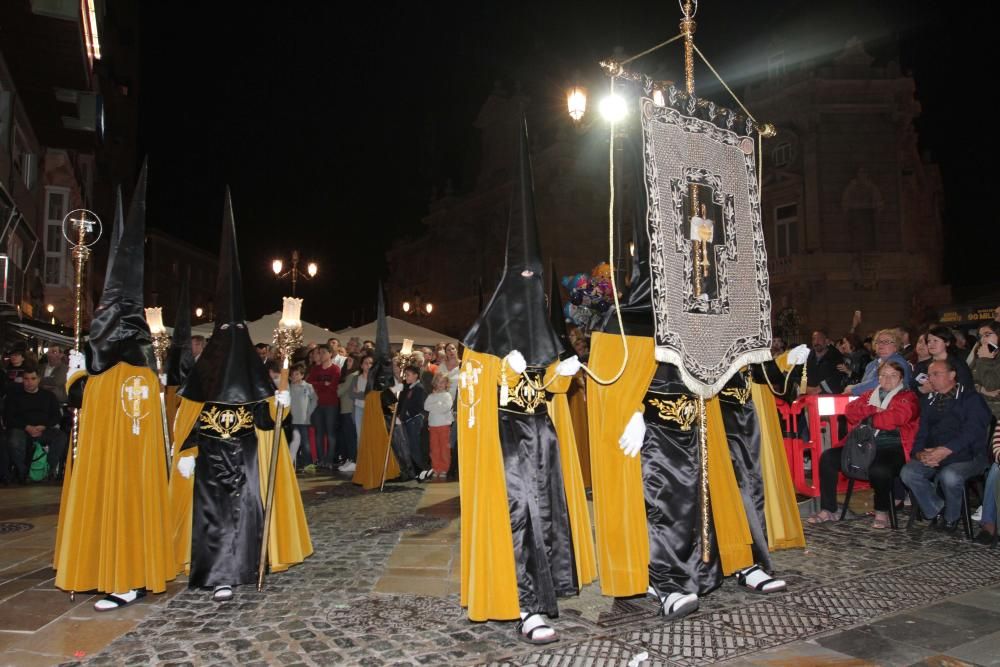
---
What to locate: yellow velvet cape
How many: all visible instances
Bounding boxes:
[54,363,176,594]
[168,397,313,577]
[458,350,597,621]
[352,391,400,489]
[586,332,803,597]
[567,373,592,488]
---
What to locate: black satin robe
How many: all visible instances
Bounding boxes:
[184,400,278,589]
[718,368,772,572]
[498,368,576,616]
[642,363,722,597]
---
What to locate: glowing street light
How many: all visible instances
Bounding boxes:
[272,250,318,296]
[599,93,627,122]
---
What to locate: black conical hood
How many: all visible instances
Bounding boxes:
[371,282,394,392]
[214,190,246,326]
[549,265,572,358]
[601,89,654,337]
[462,115,562,366]
[178,189,273,404]
[86,160,155,374]
[102,186,124,292]
[165,268,195,386]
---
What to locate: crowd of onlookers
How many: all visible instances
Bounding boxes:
[253,336,463,483]
[798,308,1000,545]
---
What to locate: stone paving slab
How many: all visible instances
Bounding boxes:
[55,480,1000,667]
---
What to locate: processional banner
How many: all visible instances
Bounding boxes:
[642,87,772,398]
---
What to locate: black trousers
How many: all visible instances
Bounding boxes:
[819,444,906,513]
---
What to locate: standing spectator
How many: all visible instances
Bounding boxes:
[420,346,438,371]
[911,333,932,380]
[38,345,68,404]
[900,358,992,531]
[362,339,375,352]
[5,366,67,482]
[424,373,454,479]
[336,355,359,472]
[970,321,1000,544]
[771,336,787,357]
[350,355,374,440]
[289,363,317,470]
[897,326,916,364]
[327,338,346,368]
[307,344,340,468]
[844,329,911,396]
[805,330,847,394]
[254,343,270,364]
[346,337,362,356]
[914,326,975,396]
[191,335,207,362]
[396,364,431,481]
[5,345,30,387]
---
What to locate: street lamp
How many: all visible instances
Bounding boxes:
[46,303,55,325]
[272,250,318,297]
[401,292,433,317]
[567,86,587,121]
[195,307,204,319]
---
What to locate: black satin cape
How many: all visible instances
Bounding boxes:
[185,400,276,588]
[498,392,576,615]
[642,363,723,596]
[719,369,773,572]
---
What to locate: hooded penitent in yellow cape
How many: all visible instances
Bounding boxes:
[457,116,595,622]
[168,190,311,581]
[586,332,804,597]
[54,166,177,595]
[351,285,400,490]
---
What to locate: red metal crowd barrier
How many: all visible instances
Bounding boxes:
[775,394,867,497]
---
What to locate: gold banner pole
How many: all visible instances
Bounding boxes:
[145,307,173,479]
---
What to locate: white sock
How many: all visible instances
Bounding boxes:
[740,566,785,592]
[519,611,555,640]
[93,589,138,610]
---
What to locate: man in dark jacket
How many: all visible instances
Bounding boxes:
[805,330,847,394]
[901,358,992,530]
[5,366,67,481]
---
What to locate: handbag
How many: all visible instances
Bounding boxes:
[841,416,878,481]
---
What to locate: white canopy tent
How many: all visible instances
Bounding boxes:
[335,316,457,348]
[191,311,338,346]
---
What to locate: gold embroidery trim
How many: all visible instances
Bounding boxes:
[647,395,698,431]
[720,383,752,405]
[505,373,546,414]
[199,405,255,439]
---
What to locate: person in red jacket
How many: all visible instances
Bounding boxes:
[809,360,920,528]
[306,344,340,468]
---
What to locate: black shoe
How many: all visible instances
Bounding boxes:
[936,518,959,532]
[973,530,997,546]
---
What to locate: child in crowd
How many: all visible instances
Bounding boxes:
[424,372,454,479]
[289,363,318,471]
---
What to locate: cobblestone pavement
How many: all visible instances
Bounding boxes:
[66,481,1000,667]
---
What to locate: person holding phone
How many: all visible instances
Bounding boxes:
[970,321,1000,544]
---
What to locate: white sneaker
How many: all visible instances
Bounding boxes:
[971,505,983,522]
[338,460,356,472]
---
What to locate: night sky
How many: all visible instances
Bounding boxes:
[136,1,988,330]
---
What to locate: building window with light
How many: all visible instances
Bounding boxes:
[44,187,70,286]
[774,203,799,259]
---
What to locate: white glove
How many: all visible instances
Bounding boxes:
[275,389,291,408]
[68,349,86,375]
[556,355,582,377]
[505,350,527,375]
[177,456,196,479]
[618,411,646,458]
[158,373,168,387]
[391,381,404,396]
[786,344,810,366]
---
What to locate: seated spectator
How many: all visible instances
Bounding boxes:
[811,360,920,528]
[900,358,992,531]
[836,333,871,386]
[806,330,847,394]
[4,366,67,482]
[970,321,1000,544]
[913,326,975,396]
[844,329,912,396]
[5,345,30,387]
[771,335,787,357]
[38,345,68,404]
[911,333,932,383]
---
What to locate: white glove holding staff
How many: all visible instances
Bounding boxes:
[68,349,86,376]
[556,355,582,377]
[275,390,291,408]
[505,350,527,375]
[786,344,810,366]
